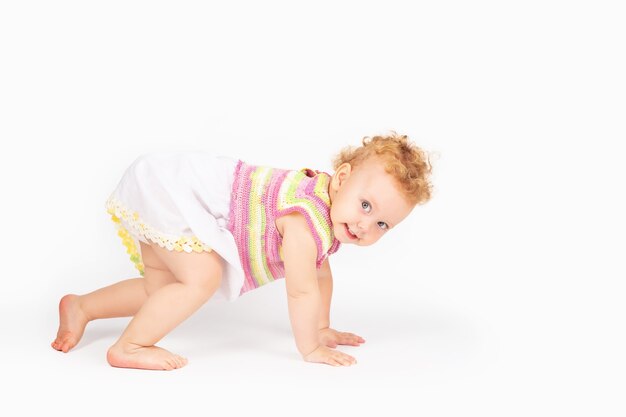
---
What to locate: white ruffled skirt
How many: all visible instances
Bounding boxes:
[105,151,245,301]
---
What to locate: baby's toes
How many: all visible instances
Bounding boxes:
[176,355,188,368]
[169,355,187,369]
[61,336,76,352]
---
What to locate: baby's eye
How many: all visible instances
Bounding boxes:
[361,201,371,212]
[377,221,389,230]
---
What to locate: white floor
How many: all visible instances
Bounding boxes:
[5,243,625,416]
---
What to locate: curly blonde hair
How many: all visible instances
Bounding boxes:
[332,132,433,206]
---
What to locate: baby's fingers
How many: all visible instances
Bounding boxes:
[304,346,358,367]
[339,332,366,345]
[328,350,357,367]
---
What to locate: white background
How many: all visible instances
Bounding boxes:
[1,1,624,415]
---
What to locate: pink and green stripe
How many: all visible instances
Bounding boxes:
[228,161,340,295]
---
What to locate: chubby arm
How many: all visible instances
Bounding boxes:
[316,258,367,349]
[281,213,357,366]
[281,213,320,357]
[317,258,332,330]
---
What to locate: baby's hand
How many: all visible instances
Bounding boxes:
[318,328,366,348]
[303,345,357,367]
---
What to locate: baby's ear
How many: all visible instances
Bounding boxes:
[334,163,352,186]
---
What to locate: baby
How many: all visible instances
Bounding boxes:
[52,132,433,369]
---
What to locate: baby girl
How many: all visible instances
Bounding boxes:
[52,132,433,369]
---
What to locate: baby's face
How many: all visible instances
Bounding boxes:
[328,157,414,246]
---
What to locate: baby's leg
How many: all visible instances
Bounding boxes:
[106,243,223,371]
[52,242,175,353]
[51,278,147,353]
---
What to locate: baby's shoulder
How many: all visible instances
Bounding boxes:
[277,212,318,262]
[276,212,315,243]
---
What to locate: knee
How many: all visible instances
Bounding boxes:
[187,277,221,304]
[185,266,223,300]
[166,251,224,300]
[198,272,222,293]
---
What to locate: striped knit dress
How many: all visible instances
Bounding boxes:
[228,161,341,295]
[105,152,340,301]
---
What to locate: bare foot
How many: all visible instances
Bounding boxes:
[106,342,188,370]
[51,294,89,353]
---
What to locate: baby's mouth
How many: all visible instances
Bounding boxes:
[344,223,358,240]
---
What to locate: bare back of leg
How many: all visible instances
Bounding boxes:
[52,242,175,353]
[52,278,148,353]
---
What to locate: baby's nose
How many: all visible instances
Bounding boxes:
[357,219,372,231]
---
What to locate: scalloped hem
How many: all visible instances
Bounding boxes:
[105,197,213,275]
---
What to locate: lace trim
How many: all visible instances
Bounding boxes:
[115,224,145,275]
[106,197,213,274]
